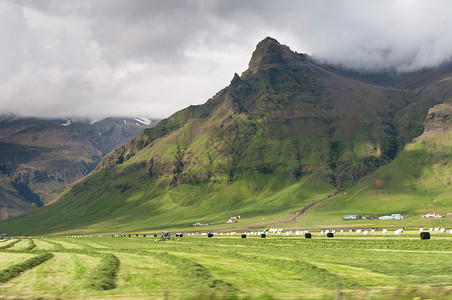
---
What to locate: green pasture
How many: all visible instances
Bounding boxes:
[0,233,452,299]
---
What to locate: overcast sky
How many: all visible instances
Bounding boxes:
[1,0,452,119]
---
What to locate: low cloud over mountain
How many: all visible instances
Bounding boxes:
[1,0,452,119]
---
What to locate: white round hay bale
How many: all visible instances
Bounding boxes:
[325,230,329,233]
[371,229,375,233]
[356,229,362,233]
[449,229,452,234]
[429,228,433,231]
[320,231,324,234]
[419,228,423,232]
[363,230,369,235]
[434,228,439,231]
[349,230,353,233]
[394,230,400,235]
[332,230,336,233]
[340,230,343,233]
[382,229,388,233]
[277,231,281,235]
[440,228,445,233]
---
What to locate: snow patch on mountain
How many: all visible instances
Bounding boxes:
[134,117,152,125]
[61,119,71,127]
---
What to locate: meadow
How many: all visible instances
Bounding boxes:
[0,231,451,299]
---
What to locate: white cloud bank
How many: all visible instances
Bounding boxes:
[1,0,452,119]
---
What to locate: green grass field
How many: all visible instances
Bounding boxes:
[1,232,452,299]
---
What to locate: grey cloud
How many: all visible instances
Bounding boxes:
[1,0,452,119]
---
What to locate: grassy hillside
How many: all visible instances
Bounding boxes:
[301,103,452,227]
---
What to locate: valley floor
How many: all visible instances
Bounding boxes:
[0,232,451,299]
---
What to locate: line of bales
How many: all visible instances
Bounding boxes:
[61,227,452,240]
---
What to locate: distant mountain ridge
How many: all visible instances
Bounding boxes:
[0,116,158,219]
[1,37,451,235]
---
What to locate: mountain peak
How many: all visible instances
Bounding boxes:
[257,36,281,48]
[246,37,296,73]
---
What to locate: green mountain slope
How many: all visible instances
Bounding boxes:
[302,103,452,226]
[1,37,452,235]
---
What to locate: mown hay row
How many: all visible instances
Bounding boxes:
[153,252,236,292]
[0,252,54,284]
[0,239,21,250]
[88,253,120,290]
[24,239,36,251]
[230,252,362,290]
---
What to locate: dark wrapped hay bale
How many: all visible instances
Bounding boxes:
[261,233,266,238]
[305,233,312,238]
[327,232,334,238]
[208,233,214,238]
[176,233,180,237]
[241,234,247,239]
[154,234,157,237]
[128,234,131,237]
[420,232,430,239]
[143,234,146,237]
[180,234,183,237]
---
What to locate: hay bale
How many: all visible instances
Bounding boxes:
[241,234,247,239]
[180,234,183,237]
[305,233,312,239]
[327,232,334,238]
[363,230,369,235]
[440,228,445,233]
[154,234,157,237]
[261,233,266,238]
[382,229,388,233]
[143,234,146,237]
[208,233,214,238]
[420,232,430,240]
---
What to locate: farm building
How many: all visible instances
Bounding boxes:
[343,215,357,220]
[391,214,404,219]
[192,222,215,226]
[423,212,442,218]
